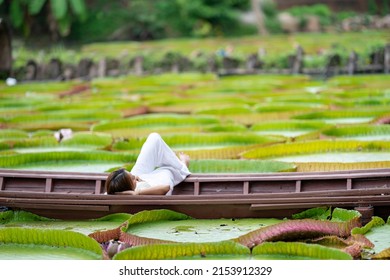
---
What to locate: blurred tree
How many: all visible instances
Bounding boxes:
[156,0,250,38]
[251,0,268,35]
[383,0,390,16]
[71,0,251,42]
[368,0,378,14]
[0,0,87,41]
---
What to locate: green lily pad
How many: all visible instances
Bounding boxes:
[126,218,281,243]
[113,241,250,260]
[364,223,390,254]
[252,241,352,260]
[0,211,131,236]
[0,227,103,260]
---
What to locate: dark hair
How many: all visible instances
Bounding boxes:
[105,168,135,194]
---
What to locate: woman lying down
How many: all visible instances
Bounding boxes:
[105,133,191,195]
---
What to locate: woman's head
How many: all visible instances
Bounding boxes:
[105,168,136,194]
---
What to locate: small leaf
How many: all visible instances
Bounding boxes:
[50,0,68,19]
[69,0,87,20]
[10,0,24,28]
[28,0,46,15]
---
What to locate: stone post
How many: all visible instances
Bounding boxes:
[347,51,358,75]
[385,44,390,74]
[292,45,304,74]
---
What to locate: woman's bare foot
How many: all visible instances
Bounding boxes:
[178,152,190,167]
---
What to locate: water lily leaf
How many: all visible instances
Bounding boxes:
[296,161,390,172]
[113,241,250,260]
[124,209,193,228]
[1,211,131,237]
[123,217,281,243]
[0,210,55,224]
[188,159,295,173]
[234,218,360,249]
[372,248,390,260]
[119,230,176,247]
[92,213,132,222]
[363,223,390,254]
[0,227,103,260]
[242,140,390,160]
[351,216,385,235]
[292,207,331,220]
[331,208,362,222]
[252,241,352,260]
[118,209,194,245]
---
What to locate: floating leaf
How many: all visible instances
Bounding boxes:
[234,218,360,249]
[0,227,103,260]
[0,210,55,224]
[124,209,193,228]
[351,216,385,235]
[242,140,390,159]
[188,159,296,173]
[292,207,331,220]
[118,210,193,245]
[113,241,250,260]
[252,241,352,260]
[372,248,390,260]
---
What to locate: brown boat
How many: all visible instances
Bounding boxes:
[0,168,389,222]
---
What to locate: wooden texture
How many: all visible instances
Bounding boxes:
[0,168,389,220]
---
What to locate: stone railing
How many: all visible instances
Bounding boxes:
[10,43,390,82]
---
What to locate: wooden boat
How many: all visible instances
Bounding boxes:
[1,168,389,222]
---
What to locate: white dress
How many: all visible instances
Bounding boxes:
[130,133,191,195]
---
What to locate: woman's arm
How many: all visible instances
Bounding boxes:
[137,185,170,195]
[115,185,170,195]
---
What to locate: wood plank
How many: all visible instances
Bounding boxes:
[2,194,389,207]
[295,180,301,193]
[250,200,390,211]
[243,181,249,195]
[3,202,109,211]
[194,181,200,196]
[45,178,53,193]
[347,178,352,190]
[1,185,389,201]
[95,180,102,194]
[0,177,3,191]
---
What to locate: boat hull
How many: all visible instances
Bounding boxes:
[1,168,389,221]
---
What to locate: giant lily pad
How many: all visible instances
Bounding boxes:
[113,241,251,260]
[0,227,103,260]
[252,241,352,260]
[0,211,131,236]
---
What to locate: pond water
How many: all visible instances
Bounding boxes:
[274,152,390,163]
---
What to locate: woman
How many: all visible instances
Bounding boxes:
[105,132,190,195]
